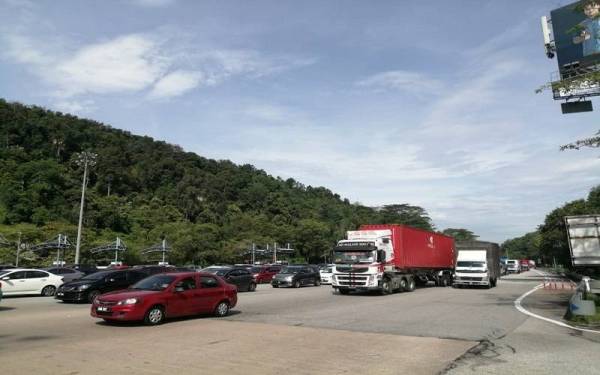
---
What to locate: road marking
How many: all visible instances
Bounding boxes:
[513,270,600,334]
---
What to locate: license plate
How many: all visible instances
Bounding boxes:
[97,306,110,312]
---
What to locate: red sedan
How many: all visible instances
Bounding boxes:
[90,272,237,325]
[251,265,282,284]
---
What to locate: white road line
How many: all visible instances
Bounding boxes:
[513,270,600,334]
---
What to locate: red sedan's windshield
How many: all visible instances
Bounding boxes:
[131,275,176,291]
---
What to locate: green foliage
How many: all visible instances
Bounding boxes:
[442,228,478,241]
[501,231,541,260]
[0,99,436,265]
[505,185,600,268]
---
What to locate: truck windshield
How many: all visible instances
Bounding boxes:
[334,251,374,264]
[457,261,486,268]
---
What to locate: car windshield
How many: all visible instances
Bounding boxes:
[80,271,113,280]
[321,267,333,273]
[457,261,486,268]
[334,251,374,264]
[0,270,9,277]
[250,267,262,273]
[280,266,303,274]
[131,275,176,291]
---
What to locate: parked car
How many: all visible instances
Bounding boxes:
[271,265,321,288]
[55,269,148,303]
[250,265,282,284]
[0,269,64,296]
[202,266,256,292]
[506,260,521,274]
[43,267,84,283]
[71,264,99,275]
[319,265,334,284]
[132,265,177,275]
[520,259,530,271]
[90,272,237,325]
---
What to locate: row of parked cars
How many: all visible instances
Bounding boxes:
[0,263,335,325]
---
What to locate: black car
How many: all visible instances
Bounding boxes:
[271,265,321,288]
[55,269,148,303]
[71,264,98,276]
[132,265,177,275]
[202,266,256,292]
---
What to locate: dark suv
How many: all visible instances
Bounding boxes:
[271,265,321,288]
[202,266,256,292]
[55,269,148,303]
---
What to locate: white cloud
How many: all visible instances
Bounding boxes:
[356,70,443,94]
[148,70,204,99]
[54,34,168,97]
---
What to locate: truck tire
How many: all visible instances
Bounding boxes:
[381,278,393,295]
[491,278,497,287]
[406,277,416,292]
[399,278,408,292]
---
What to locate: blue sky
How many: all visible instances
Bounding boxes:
[1,0,599,242]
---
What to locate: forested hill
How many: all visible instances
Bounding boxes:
[0,99,435,265]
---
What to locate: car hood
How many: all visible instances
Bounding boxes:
[61,279,101,288]
[97,289,161,301]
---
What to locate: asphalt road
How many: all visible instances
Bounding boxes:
[1,269,597,374]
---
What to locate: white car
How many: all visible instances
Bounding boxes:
[0,269,64,297]
[320,265,334,284]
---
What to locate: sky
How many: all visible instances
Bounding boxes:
[1,0,599,242]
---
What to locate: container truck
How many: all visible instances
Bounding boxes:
[331,224,455,295]
[453,241,500,288]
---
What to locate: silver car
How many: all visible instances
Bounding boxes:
[43,267,84,283]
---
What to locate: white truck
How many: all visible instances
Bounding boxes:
[453,241,500,288]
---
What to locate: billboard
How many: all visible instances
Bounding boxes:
[551,1,600,79]
[565,215,600,267]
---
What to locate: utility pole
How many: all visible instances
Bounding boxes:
[74,151,97,265]
[15,232,21,267]
[251,243,255,264]
[274,242,277,264]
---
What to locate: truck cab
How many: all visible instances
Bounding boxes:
[454,250,495,288]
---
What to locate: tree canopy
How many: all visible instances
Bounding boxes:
[0,99,436,266]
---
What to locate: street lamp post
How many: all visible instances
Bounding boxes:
[74,151,97,265]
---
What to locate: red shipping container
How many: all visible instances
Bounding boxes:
[359,224,455,270]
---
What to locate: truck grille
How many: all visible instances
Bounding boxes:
[335,266,369,273]
[336,274,369,286]
[458,277,482,281]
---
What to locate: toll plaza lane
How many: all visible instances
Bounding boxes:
[0,270,561,374]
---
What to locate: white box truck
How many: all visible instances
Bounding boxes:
[453,241,500,288]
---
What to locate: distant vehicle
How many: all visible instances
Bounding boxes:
[43,267,84,283]
[90,272,237,325]
[132,265,177,275]
[55,269,148,303]
[331,224,455,295]
[71,264,98,275]
[529,260,536,269]
[202,266,256,292]
[453,241,500,288]
[319,265,334,284]
[271,265,321,288]
[520,259,530,271]
[250,265,281,284]
[506,260,521,274]
[0,269,64,297]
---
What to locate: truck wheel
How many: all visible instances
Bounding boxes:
[399,278,408,292]
[406,278,416,292]
[381,278,393,295]
[491,278,497,287]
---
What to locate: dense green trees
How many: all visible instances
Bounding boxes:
[442,228,478,241]
[502,185,600,268]
[0,99,436,266]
